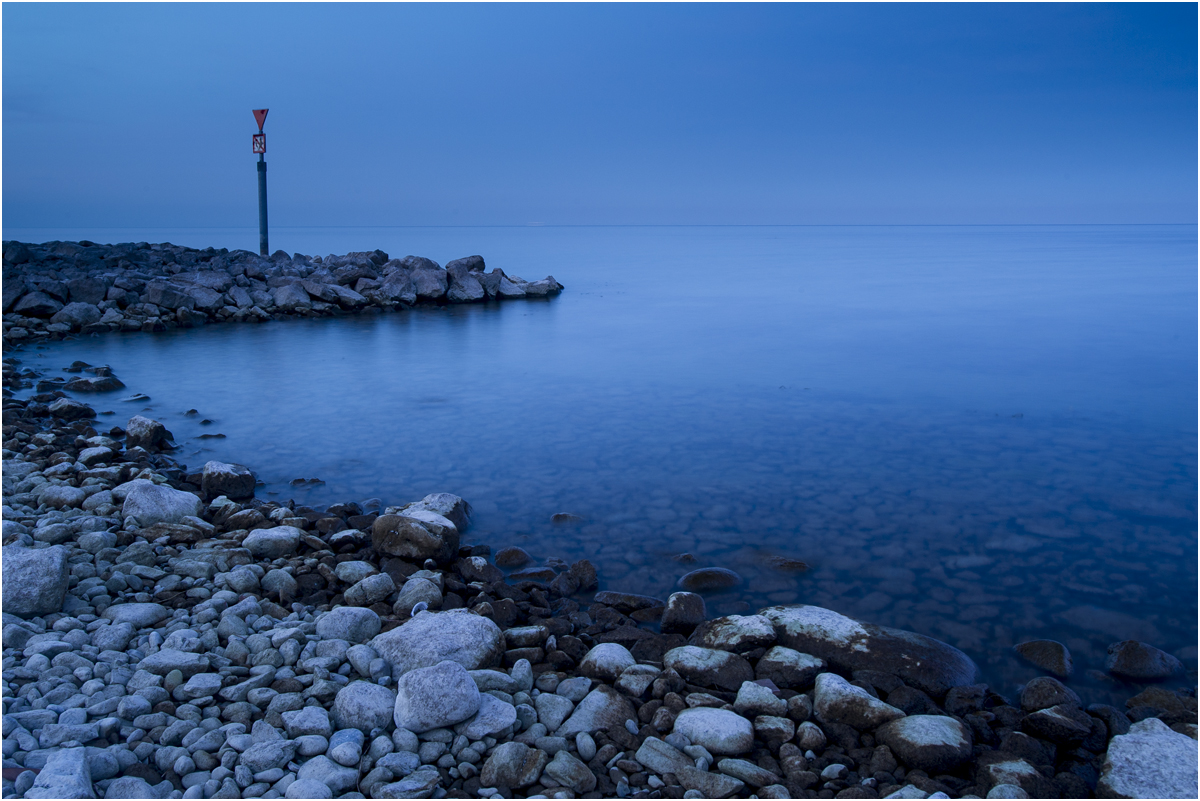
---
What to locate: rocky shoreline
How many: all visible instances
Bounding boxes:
[1,240,563,344]
[2,354,1197,798]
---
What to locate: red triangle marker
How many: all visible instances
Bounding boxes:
[253,109,269,130]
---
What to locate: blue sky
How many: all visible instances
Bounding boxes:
[3,2,1195,228]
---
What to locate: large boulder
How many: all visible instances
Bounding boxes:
[672,707,754,755]
[813,672,906,730]
[24,747,92,799]
[393,660,481,733]
[372,513,458,563]
[760,605,978,697]
[480,741,548,790]
[201,461,256,500]
[403,493,472,531]
[13,291,63,318]
[663,646,754,691]
[242,526,302,559]
[48,398,95,420]
[125,415,174,451]
[1104,640,1184,680]
[876,715,973,773]
[2,544,69,618]
[556,686,638,738]
[410,267,448,300]
[316,607,381,644]
[332,681,396,733]
[370,610,503,676]
[1097,717,1197,799]
[271,283,312,312]
[118,479,202,526]
[50,302,102,329]
[689,615,776,652]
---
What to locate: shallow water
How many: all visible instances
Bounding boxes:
[7,224,1196,704]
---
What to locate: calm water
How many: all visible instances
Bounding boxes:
[7,224,1197,704]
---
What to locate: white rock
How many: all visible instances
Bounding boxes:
[393,660,481,733]
[1097,717,1198,799]
[672,707,754,755]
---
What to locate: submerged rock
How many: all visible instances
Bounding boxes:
[1105,640,1184,680]
[1013,639,1073,678]
[760,604,979,697]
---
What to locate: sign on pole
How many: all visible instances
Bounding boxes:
[253,109,270,256]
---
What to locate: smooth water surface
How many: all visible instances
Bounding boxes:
[8,224,1196,703]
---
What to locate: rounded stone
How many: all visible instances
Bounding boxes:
[672,707,754,755]
[677,567,743,593]
[332,680,396,733]
[316,607,381,644]
[578,643,636,681]
[876,715,973,773]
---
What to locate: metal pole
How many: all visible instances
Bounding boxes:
[257,154,269,256]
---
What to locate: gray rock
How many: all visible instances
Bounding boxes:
[1021,703,1094,744]
[282,707,333,739]
[755,646,826,689]
[345,573,396,607]
[480,741,548,789]
[690,615,776,652]
[372,514,459,564]
[634,736,694,775]
[661,591,707,634]
[533,692,575,733]
[1105,640,1184,680]
[543,749,597,793]
[410,268,448,301]
[261,568,298,599]
[242,526,302,559]
[394,578,443,614]
[137,649,210,678]
[25,747,92,799]
[877,715,973,773]
[103,602,171,628]
[370,610,503,676]
[733,681,786,717]
[717,758,782,787]
[272,283,312,312]
[1097,718,1198,799]
[615,664,661,698]
[14,290,63,318]
[1019,676,1080,712]
[985,786,1029,799]
[316,607,380,644]
[201,461,256,500]
[296,755,359,795]
[332,680,396,733]
[677,567,742,592]
[813,672,906,730]
[578,643,636,681]
[124,416,173,451]
[239,740,296,773]
[2,544,69,617]
[1012,640,1073,678]
[403,493,472,531]
[394,660,481,732]
[672,707,754,755]
[120,480,201,525]
[676,765,745,798]
[51,301,103,329]
[760,605,979,697]
[663,645,754,691]
[974,753,1056,798]
[284,778,332,799]
[556,685,638,738]
[374,769,440,799]
[48,397,95,419]
[457,693,517,739]
[104,776,158,798]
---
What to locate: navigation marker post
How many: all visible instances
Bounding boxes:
[252,109,269,256]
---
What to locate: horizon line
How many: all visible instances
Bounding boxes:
[5,222,1197,232]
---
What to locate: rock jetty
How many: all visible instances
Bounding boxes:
[1,241,563,344]
[3,367,1198,799]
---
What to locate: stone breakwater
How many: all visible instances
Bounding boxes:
[1,373,1198,800]
[1,240,563,344]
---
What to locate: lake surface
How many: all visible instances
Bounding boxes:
[7,224,1196,704]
